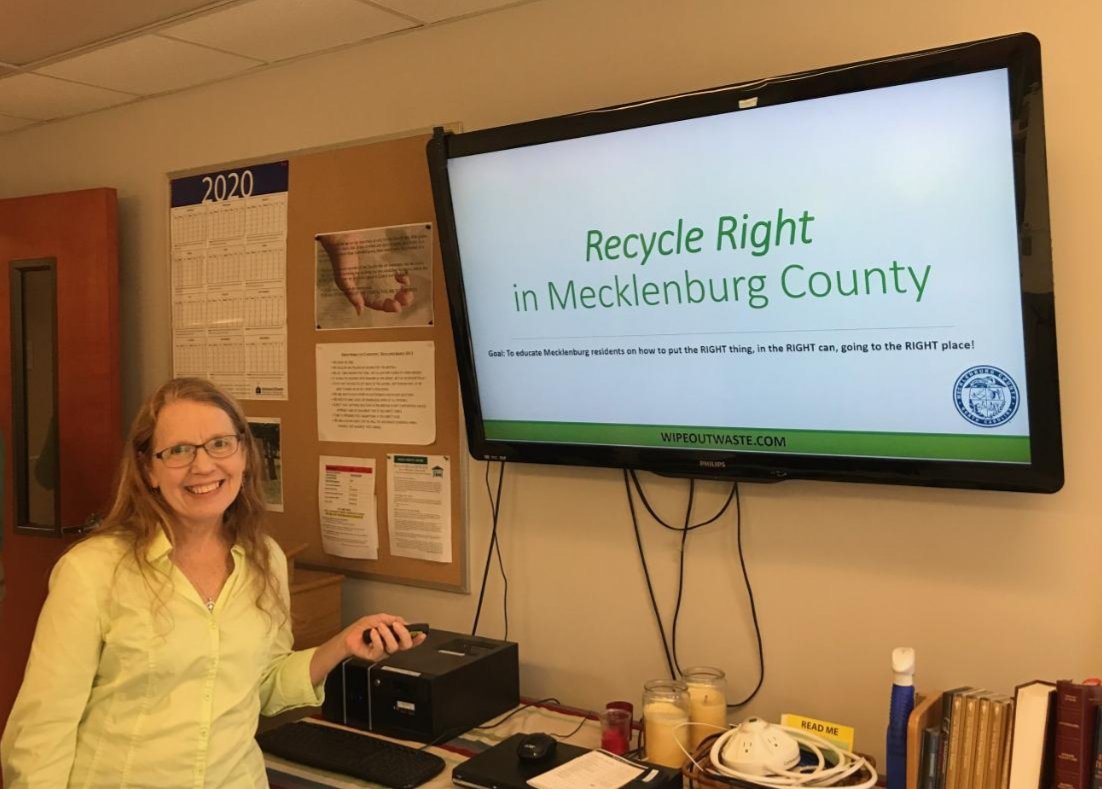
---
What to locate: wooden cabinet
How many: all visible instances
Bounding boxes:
[284,543,344,649]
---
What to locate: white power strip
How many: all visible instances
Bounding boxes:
[703,718,878,789]
[720,718,801,774]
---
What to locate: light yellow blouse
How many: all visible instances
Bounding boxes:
[1,528,324,788]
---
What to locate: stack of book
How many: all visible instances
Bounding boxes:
[915,680,1102,789]
[920,688,1013,789]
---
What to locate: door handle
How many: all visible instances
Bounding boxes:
[60,513,102,537]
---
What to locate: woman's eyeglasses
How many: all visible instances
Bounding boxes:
[152,434,241,467]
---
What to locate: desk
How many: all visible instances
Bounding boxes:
[265,701,605,788]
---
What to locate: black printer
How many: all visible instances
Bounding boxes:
[322,628,519,743]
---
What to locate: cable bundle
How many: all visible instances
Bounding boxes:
[681,724,877,789]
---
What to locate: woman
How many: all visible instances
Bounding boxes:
[1,377,425,787]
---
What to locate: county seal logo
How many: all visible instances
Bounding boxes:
[953,365,1020,427]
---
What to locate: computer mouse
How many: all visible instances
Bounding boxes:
[516,733,557,762]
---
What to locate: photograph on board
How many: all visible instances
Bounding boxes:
[247,417,283,512]
[314,222,434,330]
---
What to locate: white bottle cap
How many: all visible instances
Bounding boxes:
[892,647,915,686]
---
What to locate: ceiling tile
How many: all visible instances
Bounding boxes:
[0,113,36,133]
[370,0,526,24]
[0,0,234,66]
[0,73,134,121]
[161,0,417,63]
[38,34,261,96]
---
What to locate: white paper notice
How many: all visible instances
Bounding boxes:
[526,751,644,789]
[386,454,451,563]
[318,456,378,559]
[316,341,435,445]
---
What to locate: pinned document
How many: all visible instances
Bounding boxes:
[316,341,435,445]
[386,454,451,563]
[319,456,378,559]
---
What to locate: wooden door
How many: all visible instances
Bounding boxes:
[0,188,120,748]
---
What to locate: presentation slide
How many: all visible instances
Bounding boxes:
[447,69,1029,463]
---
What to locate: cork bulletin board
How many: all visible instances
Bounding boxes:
[169,130,467,591]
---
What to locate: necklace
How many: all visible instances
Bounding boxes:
[169,543,231,615]
[174,565,223,613]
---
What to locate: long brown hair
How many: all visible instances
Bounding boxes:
[94,377,285,623]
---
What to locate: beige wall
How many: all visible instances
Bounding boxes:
[2,0,1099,765]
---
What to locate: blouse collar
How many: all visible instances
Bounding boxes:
[146,524,246,563]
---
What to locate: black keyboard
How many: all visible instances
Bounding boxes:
[257,720,446,789]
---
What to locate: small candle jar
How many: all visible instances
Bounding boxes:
[642,679,691,768]
[682,666,728,750]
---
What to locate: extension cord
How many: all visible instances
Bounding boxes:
[703,718,878,789]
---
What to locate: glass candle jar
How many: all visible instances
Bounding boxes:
[642,679,691,768]
[681,666,728,750]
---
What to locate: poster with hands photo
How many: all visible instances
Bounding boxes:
[314,223,434,330]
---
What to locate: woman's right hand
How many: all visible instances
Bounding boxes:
[345,614,426,661]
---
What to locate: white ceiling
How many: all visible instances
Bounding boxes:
[0,0,533,134]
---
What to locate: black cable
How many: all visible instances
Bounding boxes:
[419,697,595,751]
[471,700,591,741]
[474,697,561,730]
[418,727,465,751]
[624,469,677,679]
[625,471,763,704]
[727,484,764,708]
[418,696,565,751]
[485,460,509,641]
[471,461,506,637]
[669,479,694,677]
[629,470,736,531]
[551,713,591,741]
[627,471,738,679]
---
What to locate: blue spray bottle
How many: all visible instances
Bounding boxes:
[887,647,915,789]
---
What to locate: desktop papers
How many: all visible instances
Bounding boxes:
[318,456,378,559]
[386,454,451,563]
[316,341,436,445]
[526,751,644,789]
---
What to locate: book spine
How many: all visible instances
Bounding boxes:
[1043,686,1060,789]
[923,727,944,789]
[947,692,974,789]
[987,698,1012,789]
[961,694,982,789]
[1051,682,1102,789]
[940,689,971,789]
[1090,704,1102,789]
[975,696,995,789]
[947,692,982,789]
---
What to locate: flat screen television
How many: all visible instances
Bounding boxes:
[427,33,1062,493]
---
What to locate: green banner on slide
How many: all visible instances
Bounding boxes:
[483,420,1030,463]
